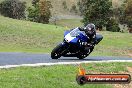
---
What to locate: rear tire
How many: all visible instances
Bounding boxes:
[78,54,87,59]
[78,47,94,59]
[51,43,66,59]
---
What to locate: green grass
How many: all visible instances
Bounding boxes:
[0,16,132,57]
[0,16,65,53]
[91,31,132,56]
[0,62,132,88]
[84,62,132,73]
[51,19,83,29]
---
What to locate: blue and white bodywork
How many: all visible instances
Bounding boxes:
[64,27,88,44]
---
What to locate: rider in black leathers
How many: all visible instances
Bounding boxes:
[70,23,103,53]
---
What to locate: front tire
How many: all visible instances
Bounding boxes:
[51,43,66,59]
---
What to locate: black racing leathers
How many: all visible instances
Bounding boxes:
[78,27,96,46]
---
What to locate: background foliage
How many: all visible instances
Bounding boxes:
[78,0,112,30]
[28,0,52,24]
[0,0,26,19]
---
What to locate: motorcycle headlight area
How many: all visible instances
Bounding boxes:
[64,38,69,42]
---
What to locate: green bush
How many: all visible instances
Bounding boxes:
[106,18,120,32]
[78,0,112,29]
[0,0,26,19]
[28,0,52,24]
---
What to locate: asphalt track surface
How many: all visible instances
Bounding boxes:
[0,52,132,66]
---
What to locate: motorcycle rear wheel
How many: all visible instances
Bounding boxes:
[78,47,94,59]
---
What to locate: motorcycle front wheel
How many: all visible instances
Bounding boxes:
[51,43,67,59]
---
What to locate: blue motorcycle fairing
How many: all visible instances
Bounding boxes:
[78,33,88,42]
[64,28,89,44]
[61,42,70,48]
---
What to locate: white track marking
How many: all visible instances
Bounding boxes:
[0,60,132,69]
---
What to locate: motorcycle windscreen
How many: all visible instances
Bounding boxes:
[64,30,71,37]
[70,28,88,42]
[64,33,79,43]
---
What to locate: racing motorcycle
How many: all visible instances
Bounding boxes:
[51,27,103,59]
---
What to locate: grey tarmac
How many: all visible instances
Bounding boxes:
[0,52,132,67]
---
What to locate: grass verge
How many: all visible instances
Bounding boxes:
[0,16,65,53]
[51,19,83,29]
[0,62,132,88]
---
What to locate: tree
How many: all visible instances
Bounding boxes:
[106,18,120,32]
[28,0,52,24]
[0,0,26,19]
[78,0,112,30]
[39,0,52,23]
[125,0,132,33]
[123,0,132,27]
[118,0,132,33]
[27,6,40,22]
[32,0,39,6]
[105,7,123,32]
